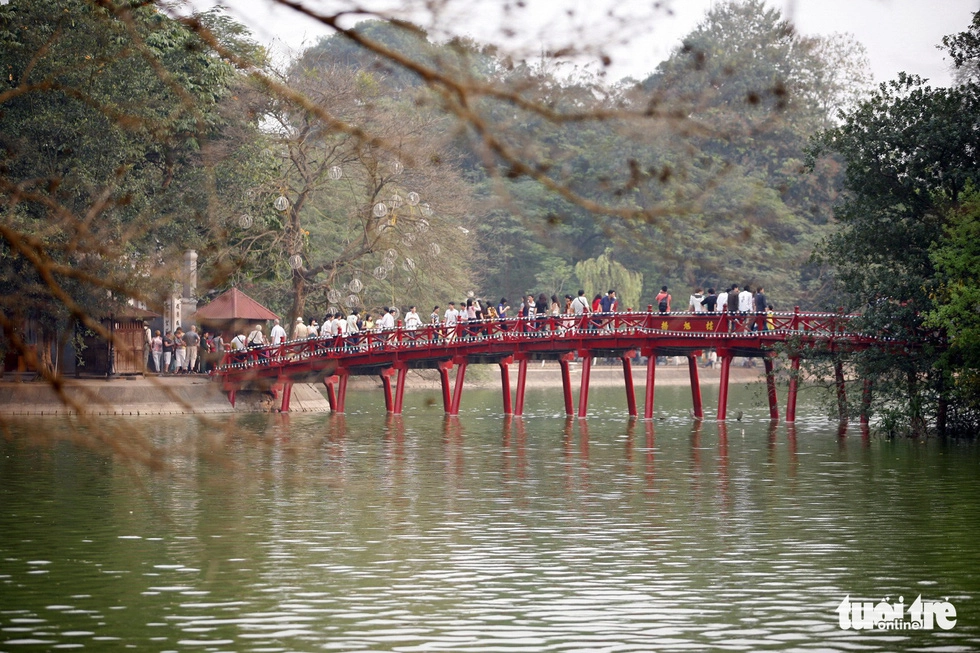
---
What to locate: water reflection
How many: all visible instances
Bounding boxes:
[1,388,979,653]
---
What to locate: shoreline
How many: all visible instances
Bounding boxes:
[0,361,766,416]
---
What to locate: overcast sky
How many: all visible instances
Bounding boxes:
[185,0,979,86]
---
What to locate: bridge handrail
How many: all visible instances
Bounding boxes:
[213,308,865,375]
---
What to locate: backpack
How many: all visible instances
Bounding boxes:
[658,296,669,312]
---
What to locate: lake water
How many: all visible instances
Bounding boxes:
[2,383,979,652]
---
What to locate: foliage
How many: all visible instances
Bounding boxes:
[807,12,980,435]
[0,0,265,372]
[573,250,643,312]
[924,189,980,420]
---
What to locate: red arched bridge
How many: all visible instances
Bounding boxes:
[214,307,888,422]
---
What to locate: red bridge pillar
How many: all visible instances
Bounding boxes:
[643,347,656,420]
[393,363,409,415]
[558,352,575,416]
[449,358,468,416]
[577,350,592,418]
[279,380,294,413]
[764,356,778,420]
[380,365,403,413]
[786,356,801,422]
[622,351,638,418]
[499,356,514,415]
[323,368,349,413]
[515,355,529,416]
[717,349,733,420]
[688,354,703,420]
[438,360,453,414]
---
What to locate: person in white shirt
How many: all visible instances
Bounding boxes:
[738,285,754,331]
[269,318,287,344]
[404,306,422,329]
[738,285,754,314]
[307,320,319,338]
[444,301,458,340]
[716,288,729,314]
[689,288,706,313]
[347,311,360,334]
[379,308,396,330]
[246,324,265,348]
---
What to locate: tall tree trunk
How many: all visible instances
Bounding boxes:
[288,268,306,340]
[907,369,926,437]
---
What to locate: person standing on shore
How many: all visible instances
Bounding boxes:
[184,325,201,373]
[162,331,174,374]
[151,330,163,374]
[173,328,187,373]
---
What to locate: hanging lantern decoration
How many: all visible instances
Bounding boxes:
[373,266,388,280]
[328,165,343,180]
[402,257,416,272]
[345,294,360,308]
[390,161,404,175]
[274,195,289,211]
[407,191,420,206]
[390,193,404,209]
[420,202,434,218]
[327,289,342,304]
[348,278,363,293]
[428,243,441,256]
[288,254,303,270]
[415,218,429,233]
[238,214,253,229]
[373,202,388,218]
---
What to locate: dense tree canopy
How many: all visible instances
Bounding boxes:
[808,12,980,435]
[0,0,267,372]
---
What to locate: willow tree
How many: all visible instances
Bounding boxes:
[574,250,643,312]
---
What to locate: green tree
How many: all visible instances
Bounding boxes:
[0,0,263,373]
[808,13,980,435]
[574,249,643,312]
[925,189,980,424]
[245,37,478,329]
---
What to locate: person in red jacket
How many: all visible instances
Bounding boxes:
[655,286,672,313]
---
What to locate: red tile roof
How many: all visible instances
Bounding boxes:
[192,287,279,320]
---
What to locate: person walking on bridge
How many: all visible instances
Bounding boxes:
[656,286,672,313]
[270,319,286,345]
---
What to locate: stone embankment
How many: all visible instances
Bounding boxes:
[0,375,328,416]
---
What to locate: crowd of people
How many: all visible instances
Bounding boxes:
[177,283,776,370]
[230,284,776,348]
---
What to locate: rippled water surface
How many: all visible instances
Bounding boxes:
[2,384,979,652]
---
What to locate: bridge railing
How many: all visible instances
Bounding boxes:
[214,308,858,375]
